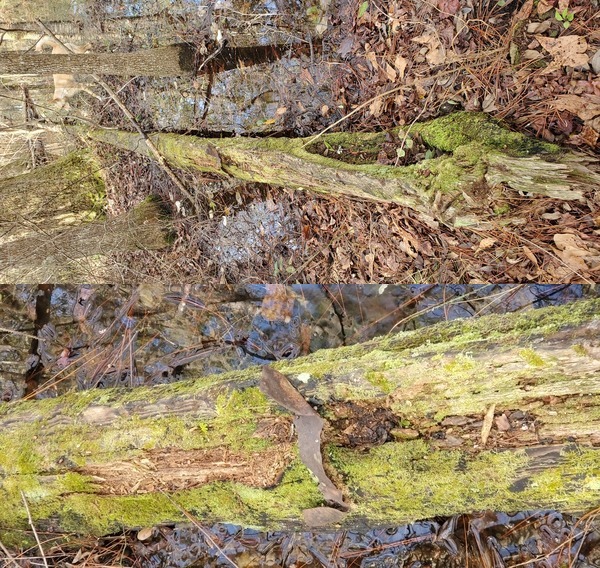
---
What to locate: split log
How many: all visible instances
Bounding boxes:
[0,298,599,545]
[84,111,600,228]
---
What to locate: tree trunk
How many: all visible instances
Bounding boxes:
[0,298,599,545]
[1,44,196,76]
[0,152,170,281]
[83,112,600,228]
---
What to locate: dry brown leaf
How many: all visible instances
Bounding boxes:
[394,54,408,79]
[438,0,460,17]
[514,0,534,20]
[300,67,315,85]
[495,413,511,432]
[412,32,446,66]
[384,62,397,82]
[549,94,600,122]
[537,0,553,15]
[365,48,379,70]
[553,233,593,272]
[369,96,384,117]
[522,245,539,267]
[576,125,599,147]
[536,35,589,72]
[476,237,497,251]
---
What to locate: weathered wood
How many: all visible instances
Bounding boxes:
[0,298,599,545]
[0,44,196,76]
[0,151,170,282]
[84,112,600,228]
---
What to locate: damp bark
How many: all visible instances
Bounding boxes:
[0,298,599,546]
[83,112,600,228]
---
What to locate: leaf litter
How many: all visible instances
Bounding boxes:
[107,0,600,284]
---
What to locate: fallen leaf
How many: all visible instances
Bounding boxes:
[591,48,600,74]
[337,35,355,57]
[412,31,446,66]
[476,237,497,250]
[137,527,153,541]
[527,21,552,34]
[383,62,397,82]
[537,0,554,15]
[549,94,600,122]
[394,54,408,79]
[260,285,296,322]
[438,0,460,17]
[495,413,511,432]
[522,245,539,267]
[553,233,593,272]
[514,0,534,20]
[536,35,589,72]
[482,94,498,112]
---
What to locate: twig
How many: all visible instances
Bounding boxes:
[302,83,408,147]
[34,20,199,213]
[196,39,226,74]
[0,539,21,568]
[20,491,49,568]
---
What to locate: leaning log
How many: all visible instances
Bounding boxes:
[0,298,599,546]
[84,112,600,228]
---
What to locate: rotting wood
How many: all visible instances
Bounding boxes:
[0,298,599,545]
[83,112,600,228]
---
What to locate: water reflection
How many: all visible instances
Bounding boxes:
[0,284,596,398]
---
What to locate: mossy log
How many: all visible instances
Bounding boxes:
[0,151,170,281]
[1,299,599,545]
[84,112,600,228]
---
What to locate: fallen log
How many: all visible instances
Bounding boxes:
[0,298,599,546]
[84,111,600,228]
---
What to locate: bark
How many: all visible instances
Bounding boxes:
[83,112,600,228]
[1,44,196,76]
[0,298,599,544]
[0,152,170,281]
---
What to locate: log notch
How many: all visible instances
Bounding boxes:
[83,112,600,228]
[0,298,599,546]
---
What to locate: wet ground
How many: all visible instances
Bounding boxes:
[1,284,596,399]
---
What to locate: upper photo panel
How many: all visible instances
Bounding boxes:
[0,0,598,283]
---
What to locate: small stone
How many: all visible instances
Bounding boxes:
[303,507,347,527]
[441,416,470,426]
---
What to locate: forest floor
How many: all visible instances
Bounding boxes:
[91,0,600,284]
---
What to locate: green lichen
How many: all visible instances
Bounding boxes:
[329,440,530,523]
[443,354,476,374]
[518,348,547,367]
[411,111,559,157]
[365,371,393,394]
